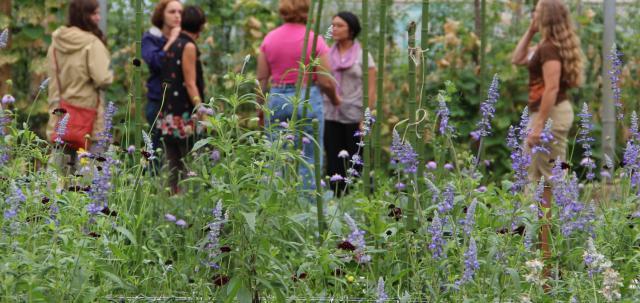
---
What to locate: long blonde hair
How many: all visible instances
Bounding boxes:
[537,0,584,87]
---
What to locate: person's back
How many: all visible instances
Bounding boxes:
[260,23,328,85]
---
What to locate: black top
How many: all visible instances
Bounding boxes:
[161,32,204,116]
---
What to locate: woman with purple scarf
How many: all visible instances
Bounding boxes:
[324,11,377,194]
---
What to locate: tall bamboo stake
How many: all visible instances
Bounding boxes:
[417,0,429,209]
[300,0,324,150]
[407,21,417,231]
[374,0,388,177]
[291,0,316,128]
[362,0,371,196]
[313,119,326,239]
[133,0,143,147]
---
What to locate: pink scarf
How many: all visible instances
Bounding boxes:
[329,41,361,95]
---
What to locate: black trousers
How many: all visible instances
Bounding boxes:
[162,136,193,192]
[324,120,361,195]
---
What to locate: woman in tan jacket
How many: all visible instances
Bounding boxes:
[46,0,113,154]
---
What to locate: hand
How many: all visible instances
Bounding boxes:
[169,26,181,41]
[528,18,539,35]
[332,95,342,107]
[526,127,542,148]
[257,109,264,127]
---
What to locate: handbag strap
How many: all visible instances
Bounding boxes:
[53,49,102,109]
[52,50,65,101]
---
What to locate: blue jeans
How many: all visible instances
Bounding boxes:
[267,86,324,191]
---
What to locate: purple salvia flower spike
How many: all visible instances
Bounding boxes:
[462,198,477,236]
[608,45,624,120]
[455,237,479,287]
[474,74,500,138]
[376,277,388,303]
[577,103,596,180]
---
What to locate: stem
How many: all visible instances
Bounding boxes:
[479,0,487,96]
[301,0,324,150]
[416,0,429,210]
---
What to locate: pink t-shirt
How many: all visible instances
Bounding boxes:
[260,23,330,85]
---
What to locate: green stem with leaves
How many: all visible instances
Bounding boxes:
[312,119,325,240]
[133,0,143,148]
[416,0,429,209]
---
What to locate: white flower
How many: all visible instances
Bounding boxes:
[601,268,622,302]
[338,150,349,158]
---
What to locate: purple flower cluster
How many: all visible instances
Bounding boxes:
[390,130,418,174]
[531,119,554,155]
[577,103,596,180]
[436,93,454,135]
[461,199,477,236]
[344,213,371,264]
[54,113,70,145]
[142,130,156,160]
[204,200,226,269]
[437,183,455,214]
[0,109,9,165]
[0,29,7,49]
[473,74,500,139]
[507,108,531,194]
[551,160,595,236]
[376,277,387,303]
[95,102,117,151]
[608,46,623,120]
[87,156,113,216]
[3,183,25,220]
[362,107,375,137]
[455,237,479,287]
[428,211,446,259]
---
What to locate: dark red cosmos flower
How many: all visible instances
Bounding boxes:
[141,150,152,159]
[220,246,231,253]
[52,108,67,115]
[132,58,141,67]
[212,274,230,286]
[388,207,402,221]
[100,207,118,217]
[41,196,50,204]
[337,241,356,251]
[88,232,101,238]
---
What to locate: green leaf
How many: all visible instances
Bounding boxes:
[192,138,211,152]
[114,226,137,246]
[241,212,257,233]
[101,270,135,291]
[237,284,252,303]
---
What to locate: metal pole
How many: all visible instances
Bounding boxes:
[602,0,616,169]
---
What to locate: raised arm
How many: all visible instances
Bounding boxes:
[512,19,538,66]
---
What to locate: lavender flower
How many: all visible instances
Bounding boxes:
[204,200,225,269]
[444,163,454,171]
[473,74,500,138]
[362,107,375,137]
[344,213,371,264]
[39,78,50,91]
[552,160,595,236]
[631,111,639,141]
[95,102,117,151]
[390,130,418,174]
[376,277,388,303]
[210,149,220,162]
[577,103,596,180]
[426,161,437,170]
[175,219,187,228]
[165,213,177,222]
[395,182,406,191]
[437,183,455,214]
[531,119,554,155]
[279,121,289,128]
[428,211,446,259]
[455,237,479,287]
[601,268,622,302]
[127,145,136,154]
[608,46,623,120]
[583,237,612,277]
[3,183,25,220]
[1,94,15,105]
[54,113,70,145]
[0,109,9,165]
[436,92,454,135]
[462,199,477,236]
[142,130,156,160]
[0,29,7,49]
[324,25,334,40]
[87,154,113,216]
[302,136,310,144]
[623,140,638,172]
[330,174,344,182]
